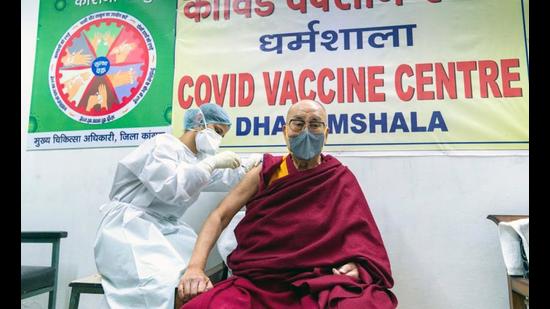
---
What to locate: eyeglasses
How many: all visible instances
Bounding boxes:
[288,119,326,133]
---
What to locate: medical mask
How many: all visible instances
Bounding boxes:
[195,128,222,155]
[288,129,325,160]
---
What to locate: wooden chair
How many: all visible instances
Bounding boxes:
[21,231,68,309]
[68,262,228,309]
[487,215,529,309]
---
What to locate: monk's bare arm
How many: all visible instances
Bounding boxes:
[178,165,261,301]
[188,165,261,270]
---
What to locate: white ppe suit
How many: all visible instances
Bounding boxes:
[93,133,250,309]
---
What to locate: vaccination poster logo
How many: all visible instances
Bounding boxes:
[28,0,176,150]
[172,0,529,153]
[49,11,156,125]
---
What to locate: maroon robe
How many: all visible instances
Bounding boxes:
[183,154,397,308]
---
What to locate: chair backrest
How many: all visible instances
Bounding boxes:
[21,231,68,309]
[486,215,529,309]
[487,215,528,225]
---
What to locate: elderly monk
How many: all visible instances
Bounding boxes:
[178,99,397,308]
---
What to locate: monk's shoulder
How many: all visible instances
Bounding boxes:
[261,153,285,170]
[323,154,361,181]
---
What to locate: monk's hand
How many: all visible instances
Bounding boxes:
[332,262,359,279]
[178,267,214,303]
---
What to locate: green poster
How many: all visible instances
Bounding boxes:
[28,0,176,150]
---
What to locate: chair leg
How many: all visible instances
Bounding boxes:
[69,288,81,309]
[511,291,526,309]
[507,275,514,309]
[48,289,56,309]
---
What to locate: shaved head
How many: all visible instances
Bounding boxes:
[283,99,329,166]
[286,100,327,123]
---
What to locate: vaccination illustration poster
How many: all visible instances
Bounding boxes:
[27,0,176,150]
[172,0,529,153]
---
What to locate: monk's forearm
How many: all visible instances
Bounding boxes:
[187,191,250,270]
[187,166,260,271]
[187,211,225,270]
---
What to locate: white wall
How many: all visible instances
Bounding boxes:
[22,1,528,308]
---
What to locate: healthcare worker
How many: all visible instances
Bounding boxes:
[93,103,261,309]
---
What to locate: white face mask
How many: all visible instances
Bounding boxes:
[195,128,222,155]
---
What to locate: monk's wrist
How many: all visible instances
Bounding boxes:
[188,261,206,270]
